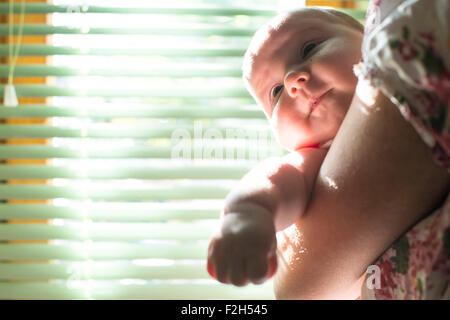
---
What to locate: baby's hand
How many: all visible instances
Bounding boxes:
[207,203,278,286]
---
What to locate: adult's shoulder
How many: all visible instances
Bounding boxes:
[273,91,449,299]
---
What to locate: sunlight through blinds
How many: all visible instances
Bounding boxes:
[0,0,367,299]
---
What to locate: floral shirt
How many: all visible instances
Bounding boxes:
[355,0,450,299]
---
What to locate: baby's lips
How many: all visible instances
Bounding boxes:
[207,260,216,279]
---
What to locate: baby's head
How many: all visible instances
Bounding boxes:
[243,8,364,151]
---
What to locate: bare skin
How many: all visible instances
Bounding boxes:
[274,92,449,299]
[206,9,449,298]
[208,146,327,286]
[208,8,365,288]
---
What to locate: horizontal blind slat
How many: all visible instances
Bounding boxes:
[0,145,177,159]
[0,203,220,222]
[0,104,264,119]
[0,124,269,139]
[333,8,366,20]
[0,24,257,36]
[0,281,274,300]
[0,84,251,98]
[0,64,243,78]
[0,145,283,160]
[0,44,247,57]
[0,222,215,241]
[0,262,210,280]
[0,164,251,179]
[0,242,207,260]
[0,184,231,200]
[0,4,277,16]
[0,3,366,19]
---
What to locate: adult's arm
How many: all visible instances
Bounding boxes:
[273,91,450,299]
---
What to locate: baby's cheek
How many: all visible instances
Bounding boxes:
[270,120,289,149]
[317,51,358,88]
[272,113,306,151]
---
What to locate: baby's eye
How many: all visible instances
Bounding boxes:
[272,85,283,98]
[302,42,317,58]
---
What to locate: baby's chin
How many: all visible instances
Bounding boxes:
[275,123,341,151]
[283,138,333,152]
[280,140,320,152]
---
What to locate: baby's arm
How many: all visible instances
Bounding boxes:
[207,147,327,286]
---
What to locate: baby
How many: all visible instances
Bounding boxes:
[207,7,365,287]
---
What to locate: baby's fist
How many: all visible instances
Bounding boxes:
[207,203,277,286]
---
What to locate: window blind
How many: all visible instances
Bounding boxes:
[0,0,367,300]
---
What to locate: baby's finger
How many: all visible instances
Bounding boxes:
[207,259,216,279]
[213,241,230,284]
[206,240,218,279]
[228,255,248,287]
[245,254,269,285]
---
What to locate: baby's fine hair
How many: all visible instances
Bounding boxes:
[242,7,364,87]
[318,7,364,33]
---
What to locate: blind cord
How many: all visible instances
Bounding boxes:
[4,0,26,107]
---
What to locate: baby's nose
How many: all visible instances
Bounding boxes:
[284,71,310,98]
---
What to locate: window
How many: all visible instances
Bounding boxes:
[0,0,366,299]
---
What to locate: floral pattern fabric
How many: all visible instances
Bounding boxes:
[355,0,450,299]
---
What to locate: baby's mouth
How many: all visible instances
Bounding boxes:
[308,89,331,115]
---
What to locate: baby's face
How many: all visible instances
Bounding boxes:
[245,10,363,150]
